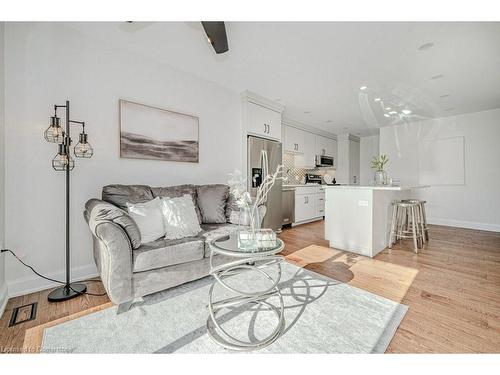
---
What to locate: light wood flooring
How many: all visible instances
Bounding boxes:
[1,221,499,353]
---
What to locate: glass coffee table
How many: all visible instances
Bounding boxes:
[207,233,285,351]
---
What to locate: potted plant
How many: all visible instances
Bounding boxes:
[371,154,389,185]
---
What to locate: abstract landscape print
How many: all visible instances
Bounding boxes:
[120,99,199,162]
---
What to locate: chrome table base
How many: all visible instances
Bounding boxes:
[207,253,285,351]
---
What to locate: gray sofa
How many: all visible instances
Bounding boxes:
[84,184,241,312]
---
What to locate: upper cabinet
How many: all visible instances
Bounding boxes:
[315,135,336,157]
[283,125,304,153]
[246,102,282,140]
[283,124,334,169]
[242,91,284,141]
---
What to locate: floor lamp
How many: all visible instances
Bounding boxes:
[43,100,94,302]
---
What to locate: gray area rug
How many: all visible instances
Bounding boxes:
[41,262,408,353]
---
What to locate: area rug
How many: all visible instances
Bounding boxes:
[41,262,408,353]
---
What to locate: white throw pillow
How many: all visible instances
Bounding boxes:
[126,197,165,244]
[161,194,202,240]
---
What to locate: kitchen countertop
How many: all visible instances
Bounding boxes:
[323,185,430,191]
[283,184,321,188]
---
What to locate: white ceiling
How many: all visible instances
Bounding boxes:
[67,22,500,135]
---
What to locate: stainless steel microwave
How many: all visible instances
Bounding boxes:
[316,154,334,167]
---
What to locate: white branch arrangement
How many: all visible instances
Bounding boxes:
[227,165,286,230]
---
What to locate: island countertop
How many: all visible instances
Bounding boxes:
[323,185,430,191]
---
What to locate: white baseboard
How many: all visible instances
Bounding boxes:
[0,281,8,319]
[428,217,500,233]
[6,263,99,298]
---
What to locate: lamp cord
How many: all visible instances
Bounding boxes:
[1,248,107,297]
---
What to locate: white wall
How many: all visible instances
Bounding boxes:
[4,23,243,296]
[0,22,8,317]
[359,135,379,185]
[380,108,500,232]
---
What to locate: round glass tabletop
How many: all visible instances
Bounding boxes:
[210,233,284,258]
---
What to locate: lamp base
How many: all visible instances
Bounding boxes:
[47,283,87,302]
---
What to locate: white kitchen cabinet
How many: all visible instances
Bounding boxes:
[293,185,325,224]
[336,134,360,185]
[296,131,316,168]
[246,102,282,140]
[315,135,336,157]
[295,193,317,223]
[283,125,303,153]
[316,193,326,216]
[349,139,360,185]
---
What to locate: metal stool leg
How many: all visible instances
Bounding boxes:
[411,206,419,253]
[421,202,429,242]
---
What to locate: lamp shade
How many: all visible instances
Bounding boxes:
[52,144,75,171]
[44,116,63,143]
[74,132,93,158]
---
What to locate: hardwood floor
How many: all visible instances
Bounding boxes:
[1,221,499,353]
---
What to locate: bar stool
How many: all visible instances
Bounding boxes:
[401,199,429,243]
[389,201,424,253]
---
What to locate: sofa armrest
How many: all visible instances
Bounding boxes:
[84,198,138,304]
[92,221,134,304]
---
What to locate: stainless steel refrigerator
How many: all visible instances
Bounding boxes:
[247,136,283,232]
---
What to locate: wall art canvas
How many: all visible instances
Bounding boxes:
[119,99,199,162]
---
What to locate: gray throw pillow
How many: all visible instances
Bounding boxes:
[102,184,154,211]
[197,184,229,224]
[151,184,202,223]
[85,198,142,249]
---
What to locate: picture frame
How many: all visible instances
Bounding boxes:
[119,99,199,163]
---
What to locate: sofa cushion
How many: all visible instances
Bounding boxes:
[102,185,154,211]
[151,184,202,223]
[200,223,241,257]
[197,184,229,224]
[132,237,205,273]
[85,198,142,249]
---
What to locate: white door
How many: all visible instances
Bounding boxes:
[296,131,316,168]
[283,125,303,153]
[295,193,316,222]
[247,102,281,140]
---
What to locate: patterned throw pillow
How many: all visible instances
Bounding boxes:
[161,195,203,240]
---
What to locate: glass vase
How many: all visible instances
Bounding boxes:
[237,204,261,250]
[374,170,387,186]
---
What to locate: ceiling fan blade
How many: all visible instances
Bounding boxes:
[201,22,229,54]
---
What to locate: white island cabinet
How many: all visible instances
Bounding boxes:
[324,185,429,257]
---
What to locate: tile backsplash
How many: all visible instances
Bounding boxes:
[282,153,335,184]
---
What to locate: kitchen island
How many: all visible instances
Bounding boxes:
[324,185,429,257]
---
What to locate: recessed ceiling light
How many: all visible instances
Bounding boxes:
[431,74,444,80]
[402,109,412,115]
[383,114,390,118]
[418,42,434,51]
[439,94,451,98]
[445,108,455,111]
[304,111,311,114]
[374,98,382,102]
[389,111,398,115]
[385,107,391,110]
[360,86,368,90]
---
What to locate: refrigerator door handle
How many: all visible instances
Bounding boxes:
[261,149,269,203]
